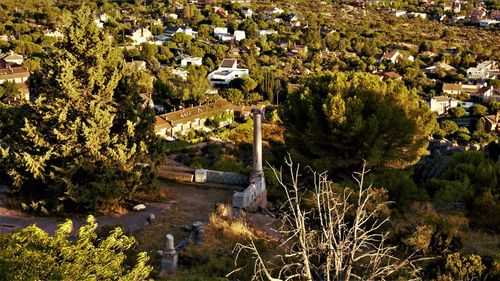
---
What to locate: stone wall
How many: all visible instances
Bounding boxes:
[194,169,248,186]
[232,174,266,214]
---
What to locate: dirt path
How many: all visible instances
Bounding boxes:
[133,181,234,255]
[0,181,233,240]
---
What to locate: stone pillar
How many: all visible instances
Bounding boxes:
[252,109,263,175]
[159,234,178,277]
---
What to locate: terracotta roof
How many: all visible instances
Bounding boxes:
[383,71,402,79]
[0,66,29,80]
[156,100,234,128]
[382,50,398,60]
[442,83,462,92]
[155,116,173,130]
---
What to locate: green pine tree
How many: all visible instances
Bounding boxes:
[5,6,158,212]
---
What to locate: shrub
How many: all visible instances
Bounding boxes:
[440,120,459,135]
[448,107,466,119]
[0,216,151,280]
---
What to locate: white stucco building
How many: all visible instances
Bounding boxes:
[208,59,249,85]
[428,96,459,115]
[233,30,246,42]
[181,57,203,67]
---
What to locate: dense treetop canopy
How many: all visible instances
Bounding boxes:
[282,71,436,174]
[0,6,158,213]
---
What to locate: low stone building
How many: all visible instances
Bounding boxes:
[481,112,500,133]
[155,100,235,138]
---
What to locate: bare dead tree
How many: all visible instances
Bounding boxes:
[233,156,421,281]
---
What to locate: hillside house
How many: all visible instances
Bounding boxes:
[214,7,229,18]
[441,83,493,100]
[155,99,235,137]
[469,8,486,22]
[479,20,499,28]
[214,27,231,41]
[44,29,63,38]
[271,7,284,15]
[408,12,427,19]
[392,10,407,17]
[233,30,246,42]
[164,26,196,37]
[423,62,456,74]
[492,10,500,21]
[428,96,459,115]
[286,45,308,58]
[470,86,494,101]
[467,61,497,80]
[128,28,153,45]
[259,29,278,37]
[126,60,147,71]
[379,50,414,64]
[382,71,402,80]
[242,8,253,18]
[231,0,251,6]
[480,112,500,133]
[0,64,30,101]
[0,51,23,65]
[442,83,463,95]
[181,57,203,67]
[208,59,249,85]
[452,1,461,13]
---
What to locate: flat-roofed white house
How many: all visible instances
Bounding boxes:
[181,57,203,67]
[214,27,228,36]
[214,27,233,41]
[233,30,246,42]
[208,59,249,85]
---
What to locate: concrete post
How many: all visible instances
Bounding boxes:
[252,109,263,175]
[159,234,178,277]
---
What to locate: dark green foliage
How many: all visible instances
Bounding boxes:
[0,216,152,280]
[261,69,274,103]
[448,106,466,119]
[470,104,488,117]
[423,151,500,230]
[281,71,436,175]
[440,120,459,135]
[369,169,429,208]
[0,6,158,212]
[0,81,22,102]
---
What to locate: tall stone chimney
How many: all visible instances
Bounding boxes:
[252,109,263,175]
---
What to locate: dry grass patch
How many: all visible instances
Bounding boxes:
[169,204,281,280]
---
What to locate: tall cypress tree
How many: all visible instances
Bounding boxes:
[4,6,157,212]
